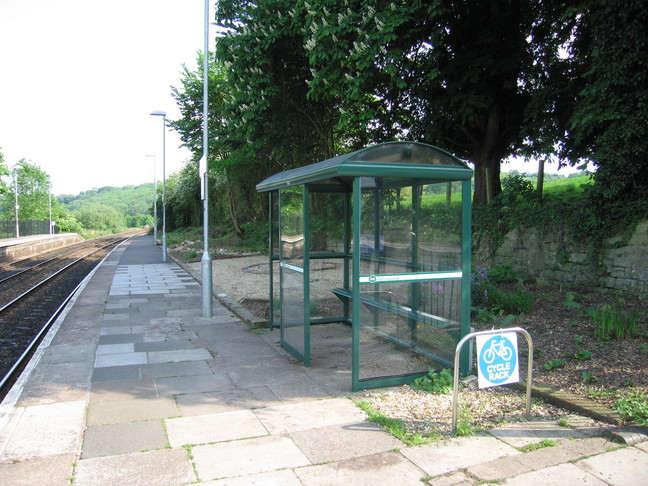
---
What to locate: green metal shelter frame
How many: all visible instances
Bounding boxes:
[256,141,473,391]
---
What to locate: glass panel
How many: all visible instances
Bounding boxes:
[280,186,306,360]
[308,257,345,320]
[309,191,347,254]
[357,177,463,381]
[281,264,306,357]
[347,143,465,167]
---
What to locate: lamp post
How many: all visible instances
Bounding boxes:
[13,169,19,238]
[201,0,213,317]
[146,154,158,245]
[149,111,167,263]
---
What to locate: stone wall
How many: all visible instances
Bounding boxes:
[474,221,648,298]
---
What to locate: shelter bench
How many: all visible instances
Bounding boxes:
[331,287,459,330]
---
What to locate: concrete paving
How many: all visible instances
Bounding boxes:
[0,235,646,485]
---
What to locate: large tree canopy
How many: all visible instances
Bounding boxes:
[170,0,646,224]
[302,0,576,204]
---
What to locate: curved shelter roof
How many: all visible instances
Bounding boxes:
[256,141,472,193]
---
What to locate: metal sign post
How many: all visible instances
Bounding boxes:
[452,327,534,434]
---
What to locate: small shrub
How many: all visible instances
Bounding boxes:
[489,287,535,314]
[573,348,593,361]
[488,265,522,283]
[411,369,454,394]
[590,304,639,340]
[581,371,598,383]
[614,390,648,425]
[543,359,565,371]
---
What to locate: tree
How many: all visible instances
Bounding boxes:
[2,159,51,220]
[0,149,9,198]
[303,0,576,205]
[73,203,126,233]
[563,0,648,205]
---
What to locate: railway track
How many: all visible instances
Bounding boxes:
[0,233,136,399]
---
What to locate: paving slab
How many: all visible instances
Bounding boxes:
[289,421,404,464]
[155,372,234,396]
[74,447,195,486]
[175,386,282,416]
[139,360,213,379]
[504,462,607,485]
[89,378,158,402]
[400,435,519,477]
[194,469,303,485]
[575,446,648,486]
[192,435,310,480]
[0,453,76,485]
[86,396,178,425]
[0,401,86,461]
[294,451,427,486]
[166,409,268,447]
[81,420,167,458]
[463,453,530,481]
[91,364,141,382]
[488,420,585,448]
[253,397,367,434]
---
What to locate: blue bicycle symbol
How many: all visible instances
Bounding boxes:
[482,338,513,364]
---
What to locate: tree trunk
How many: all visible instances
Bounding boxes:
[225,168,244,236]
[471,109,504,205]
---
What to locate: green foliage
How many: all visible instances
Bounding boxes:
[454,406,476,438]
[614,390,648,425]
[411,369,453,395]
[489,287,535,315]
[581,371,598,383]
[488,265,523,284]
[61,183,155,223]
[590,304,639,341]
[519,439,556,452]
[73,203,126,233]
[543,359,565,371]
[573,348,592,361]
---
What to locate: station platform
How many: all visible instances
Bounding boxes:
[0,235,645,485]
[0,233,84,263]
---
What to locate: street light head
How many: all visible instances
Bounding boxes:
[150,110,167,117]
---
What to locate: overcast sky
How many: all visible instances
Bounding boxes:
[0,0,209,195]
[1,1,576,196]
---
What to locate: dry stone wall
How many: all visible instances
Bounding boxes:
[474,221,648,298]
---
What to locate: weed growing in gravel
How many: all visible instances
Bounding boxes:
[581,371,599,383]
[354,400,438,445]
[411,369,453,394]
[454,406,475,437]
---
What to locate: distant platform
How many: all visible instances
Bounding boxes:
[0,233,84,263]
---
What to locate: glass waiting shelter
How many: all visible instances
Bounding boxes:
[256,141,473,391]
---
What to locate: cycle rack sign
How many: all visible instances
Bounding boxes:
[452,327,533,434]
[476,332,519,388]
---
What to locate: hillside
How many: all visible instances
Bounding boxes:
[58,184,155,217]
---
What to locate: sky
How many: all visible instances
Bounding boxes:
[0,0,209,195]
[0,1,577,197]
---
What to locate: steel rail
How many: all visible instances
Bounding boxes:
[0,236,130,395]
[0,237,126,314]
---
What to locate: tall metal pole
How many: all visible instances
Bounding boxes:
[150,111,168,263]
[146,154,158,245]
[48,182,52,234]
[161,114,167,263]
[14,170,19,238]
[201,0,213,317]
